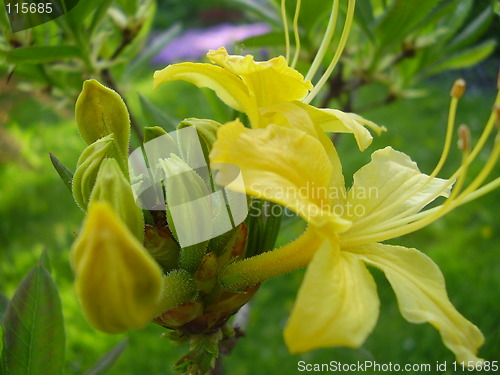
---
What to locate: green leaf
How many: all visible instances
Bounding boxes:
[6,46,81,64]
[139,95,178,132]
[232,0,281,27]
[374,0,441,48]
[88,0,115,36]
[65,0,104,27]
[2,262,65,375]
[49,152,74,193]
[428,39,496,75]
[84,339,128,375]
[0,293,7,357]
[354,0,375,41]
[446,4,494,53]
[238,32,286,49]
[0,293,9,319]
[125,23,181,78]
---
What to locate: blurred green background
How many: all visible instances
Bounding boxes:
[1,0,499,374]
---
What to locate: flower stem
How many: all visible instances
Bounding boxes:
[220,227,321,290]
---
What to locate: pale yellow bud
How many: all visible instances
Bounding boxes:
[72,202,163,334]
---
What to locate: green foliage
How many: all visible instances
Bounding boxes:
[0,0,156,103]
[1,261,65,375]
[240,0,498,111]
[84,340,128,375]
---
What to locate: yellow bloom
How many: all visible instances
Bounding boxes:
[211,83,499,361]
[153,47,383,151]
[72,202,163,333]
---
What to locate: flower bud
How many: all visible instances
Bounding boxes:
[72,134,114,210]
[177,118,222,161]
[144,225,181,272]
[144,126,167,143]
[72,202,163,334]
[160,155,211,272]
[89,158,144,242]
[194,252,218,293]
[75,79,130,167]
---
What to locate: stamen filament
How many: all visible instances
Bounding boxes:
[430,95,459,176]
[281,0,291,63]
[455,135,500,201]
[349,87,461,233]
[220,227,321,290]
[304,0,356,104]
[343,87,499,247]
[342,138,499,248]
[304,0,339,81]
[291,0,302,69]
[460,176,500,205]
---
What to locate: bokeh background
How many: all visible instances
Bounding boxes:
[1,0,499,374]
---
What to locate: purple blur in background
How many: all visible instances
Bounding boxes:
[152,23,270,64]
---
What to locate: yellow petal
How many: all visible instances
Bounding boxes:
[349,243,484,362]
[284,239,379,352]
[345,147,452,230]
[210,120,351,232]
[153,62,256,123]
[263,101,377,151]
[260,101,347,206]
[72,202,163,333]
[207,47,312,111]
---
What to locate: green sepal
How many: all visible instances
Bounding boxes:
[72,134,114,211]
[157,270,198,313]
[75,79,130,171]
[49,152,74,193]
[144,225,181,272]
[89,158,144,242]
[194,252,218,294]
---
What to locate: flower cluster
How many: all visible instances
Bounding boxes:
[66,0,499,372]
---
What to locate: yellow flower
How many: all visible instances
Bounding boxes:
[210,83,499,361]
[71,202,163,333]
[153,47,383,151]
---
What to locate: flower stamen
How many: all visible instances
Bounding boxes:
[304,0,339,82]
[342,86,499,248]
[304,0,356,104]
[291,0,302,69]
[348,79,465,234]
[281,0,291,63]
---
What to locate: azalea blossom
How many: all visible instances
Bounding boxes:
[153,0,384,151]
[210,81,499,362]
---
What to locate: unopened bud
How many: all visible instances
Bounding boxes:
[450,78,466,99]
[76,80,130,163]
[177,118,223,161]
[457,124,471,153]
[194,252,218,293]
[155,301,203,328]
[89,158,144,242]
[144,126,167,143]
[160,155,211,272]
[144,225,181,272]
[72,202,163,334]
[72,134,114,210]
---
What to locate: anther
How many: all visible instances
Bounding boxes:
[458,124,471,153]
[450,78,466,99]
